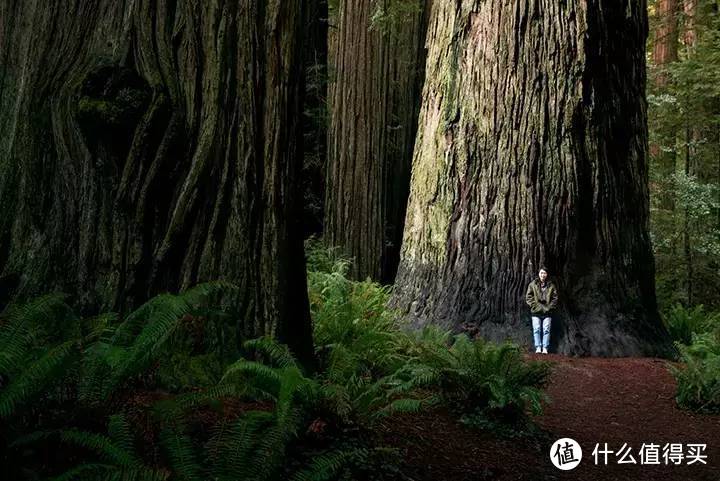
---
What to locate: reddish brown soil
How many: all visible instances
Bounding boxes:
[382,354,720,481]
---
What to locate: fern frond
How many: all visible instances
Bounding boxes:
[48,462,115,481]
[220,359,282,396]
[110,293,189,347]
[378,397,433,417]
[57,429,140,467]
[0,340,78,418]
[290,448,367,481]
[107,414,134,456]
[99,294,192,399]
[151,383,245,422]
[275,366,316,429]
[0,293,70,374]
[50,464,170,481]
[82,313,120,343]
[177,281,238,307]
[207,411,274,479]
[244,337,298,368]
[159,422,204,481]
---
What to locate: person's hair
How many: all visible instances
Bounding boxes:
[539,267,548,274]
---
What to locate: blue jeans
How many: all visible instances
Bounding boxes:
[532,316,551,349]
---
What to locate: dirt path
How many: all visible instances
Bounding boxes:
[382,354,720,481]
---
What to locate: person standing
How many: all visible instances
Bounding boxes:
[525,267,558,354]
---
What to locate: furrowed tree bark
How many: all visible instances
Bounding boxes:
[391,0,676,357]
[0,0,314,364]
[325,0,428,282]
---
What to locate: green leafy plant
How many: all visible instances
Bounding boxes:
[79,281,236,404]
[663,303,720,345]
[14,414,170,481]
[403,331,551,422]
[669,332,720,413]
[0,294,81,418]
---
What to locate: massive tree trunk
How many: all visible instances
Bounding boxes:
[391,0,676,357]
[0,0,314,363]
[325,0,428,282]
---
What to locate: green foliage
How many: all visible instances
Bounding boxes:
[18,415,170,481]
[305,237,351,275]
[158,336,383,481]
[310,271,403,382]
[305,240,549,428]
[648,0,720,310]
[669,331,720,413]
[0,294,80,418]
[0,294,74,373]
[666,302,720,413]
[369,0,423,36]
[0,340,78,418]
[663,303,720,345]
[401,331,551,421]
[3,246,551,481]
[80,281,237,403]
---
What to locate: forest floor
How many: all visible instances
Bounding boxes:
[380,355,720,481]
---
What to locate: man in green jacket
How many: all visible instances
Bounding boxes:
[525,267,558,354]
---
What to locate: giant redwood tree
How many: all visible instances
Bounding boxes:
[325,0,428,282]
[0,0,314,362]
[391,0,675,357]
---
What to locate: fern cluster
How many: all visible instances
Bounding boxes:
[663,303,720,345]
[2,240,553,481]
[670,331,720,413]
[663,304,720,413]
[1,282,246,479]
[305,241,551,429]
[402,329,550,428]
[0,294,81,418]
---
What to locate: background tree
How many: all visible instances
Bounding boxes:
[649,0,680,214]
[648,0,720,310]
[0,0,314,363]
[391,0,675,357]
[325,0,428,282]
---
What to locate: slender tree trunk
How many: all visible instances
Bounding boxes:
[684,125,694,305]
[683,0,697,46]
[652,0,679,86]
[325,0,428,282]
[650,0,680,213]
[391,0,675,357]
[681,0,698,307]
[0,0,314,364]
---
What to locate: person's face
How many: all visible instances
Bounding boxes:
[539,270,548,282]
